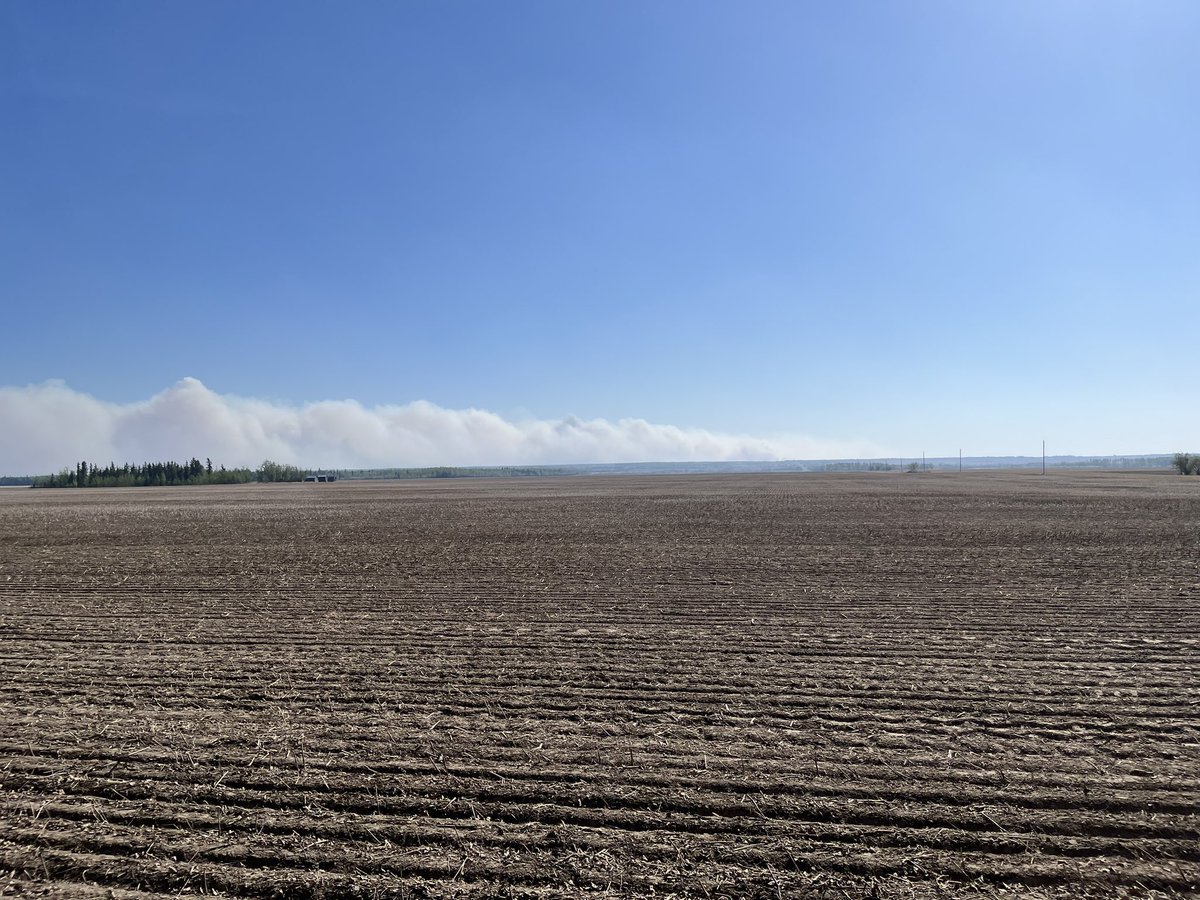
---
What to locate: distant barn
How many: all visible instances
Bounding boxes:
[303,474,337,483]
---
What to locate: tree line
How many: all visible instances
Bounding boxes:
[32,459,308,488]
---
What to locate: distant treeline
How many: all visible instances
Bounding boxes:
[827,456,1175,473]
[32,459,307,488]
[1060,456,1174,470]
[15,454,1191,487]
[334,466,574,480]
[819,462,897,472]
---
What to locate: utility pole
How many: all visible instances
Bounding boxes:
[922,451,926,472]
[959,448,962,473]
[1042,440,1046,475]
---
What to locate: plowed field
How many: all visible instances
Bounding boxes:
[1,472,1197,898]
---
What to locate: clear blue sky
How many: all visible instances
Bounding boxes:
[2,1,1197,458]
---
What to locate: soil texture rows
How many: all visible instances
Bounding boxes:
[1,472,1197,898]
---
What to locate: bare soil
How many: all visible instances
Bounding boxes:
[1,472,1197,898]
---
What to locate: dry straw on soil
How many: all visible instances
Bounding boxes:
[0,472,1197,898]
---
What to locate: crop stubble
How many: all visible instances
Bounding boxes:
[0,472,1197,898]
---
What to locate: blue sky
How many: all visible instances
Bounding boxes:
[2,1,1197,467]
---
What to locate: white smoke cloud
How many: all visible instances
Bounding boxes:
[0,377,880,474]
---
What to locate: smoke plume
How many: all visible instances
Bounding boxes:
[0,378,878,474]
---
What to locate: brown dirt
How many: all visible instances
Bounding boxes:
[1,471,1197,898]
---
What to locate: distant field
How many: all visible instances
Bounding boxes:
[1,473,1198,898]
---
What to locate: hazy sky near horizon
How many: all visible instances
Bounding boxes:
[2,2,1197,471]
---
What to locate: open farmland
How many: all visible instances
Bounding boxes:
[0,473,1198,899]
